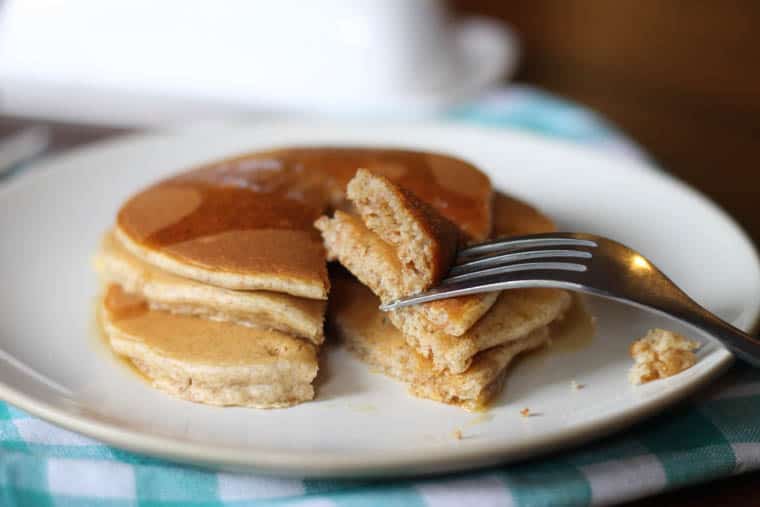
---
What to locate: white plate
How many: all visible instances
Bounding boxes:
[0,123,758,477]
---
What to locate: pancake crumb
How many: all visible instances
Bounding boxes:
[629,328,700,385]
[453,429,463,440]
[570,380,584,390]
[520,408,531,417]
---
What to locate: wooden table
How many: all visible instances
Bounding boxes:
[2,115,758,506]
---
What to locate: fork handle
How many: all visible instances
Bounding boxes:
[676,306,760,367]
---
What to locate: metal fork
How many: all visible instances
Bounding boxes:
[379,232,760,366]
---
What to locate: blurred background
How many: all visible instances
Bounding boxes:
[454,0,760,247]
[0,0,758,246]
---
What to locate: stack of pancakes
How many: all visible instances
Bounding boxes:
[317,170,571,410]
[94,147,569,410]
[94,232,325,408]
[94,150,339,408]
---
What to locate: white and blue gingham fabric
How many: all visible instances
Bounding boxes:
[2,85,759,506]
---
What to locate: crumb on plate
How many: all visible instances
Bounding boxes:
[520,408,531,417]
[570,380,584,390]
[453,429,462,440]
[628,328,700,385]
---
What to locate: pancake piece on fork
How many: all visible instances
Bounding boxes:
[343,168,462,295]
[317,169,570,373]
[315,170,500,356]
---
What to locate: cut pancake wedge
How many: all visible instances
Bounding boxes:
[346,168,462,295]
[391,286,571,373]
[316,170,499,340]
[330,275,551,410]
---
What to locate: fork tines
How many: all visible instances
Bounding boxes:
[444,235,597,284]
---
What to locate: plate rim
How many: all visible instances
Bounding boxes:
[0,121,757,477]
[0,351,735,477]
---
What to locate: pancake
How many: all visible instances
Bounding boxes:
[316,212,500,342]
[316,169,499,338]
[116,148,492,299]
[330,275,550,410]
[318,185,569,373]
[391,286,571,373]
[345,168,461,295]
[95,230,325,344]
[101,285,318,408]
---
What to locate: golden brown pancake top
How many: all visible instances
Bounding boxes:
[116,148,492,297]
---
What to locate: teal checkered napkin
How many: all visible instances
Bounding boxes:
[2,86,758,507]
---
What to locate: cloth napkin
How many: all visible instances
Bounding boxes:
[2,86,758,507]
